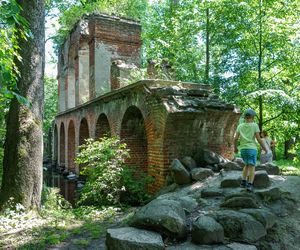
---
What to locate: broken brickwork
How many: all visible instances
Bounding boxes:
[54,14,240,192]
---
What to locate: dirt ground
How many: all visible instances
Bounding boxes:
[1,176,300,250]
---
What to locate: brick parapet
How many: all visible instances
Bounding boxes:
[54,79,240,193]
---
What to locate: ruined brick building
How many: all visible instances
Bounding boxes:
[53,13,240,192]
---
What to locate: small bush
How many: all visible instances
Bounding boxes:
[75,137,129,206]
[75,137,152,207]
[120,166,153,206]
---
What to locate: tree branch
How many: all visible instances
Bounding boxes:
[263,111,284,125]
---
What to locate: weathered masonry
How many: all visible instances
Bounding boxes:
[53,14,240,192]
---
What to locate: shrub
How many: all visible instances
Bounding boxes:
[75,137,153,207]
[120,165,153,206]
[75,137,129,206]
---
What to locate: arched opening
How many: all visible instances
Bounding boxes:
[79,118,89,174]
[95,113,111,139]
[120,106,148,172]
[59,122,65,166]
[54,124,58,166]
[68,120,76,172]
[79,118,89,145]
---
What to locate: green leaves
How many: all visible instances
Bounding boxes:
[52,0,148,53]
[0,0,29,107]
[75,137,129,206]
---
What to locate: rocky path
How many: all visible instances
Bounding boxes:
[104,154,300,250]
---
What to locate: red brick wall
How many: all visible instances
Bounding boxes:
[120,106,148,173]
[79,118,89,146]
[59,123,65,165]
[95,113,111,139]
[163,111,240,169]
[67,120,76,171]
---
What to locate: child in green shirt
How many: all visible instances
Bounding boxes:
[234,108,268,192]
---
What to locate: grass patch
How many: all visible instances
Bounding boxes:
[0,188,126,249]
[275,159,300,176]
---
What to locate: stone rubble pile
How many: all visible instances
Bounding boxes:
[106,149,296,250]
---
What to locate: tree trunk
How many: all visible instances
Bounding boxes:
[204,8,210,84]
[257,0,263,131]
[0,0,45,210]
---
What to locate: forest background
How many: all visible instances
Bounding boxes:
[0,0,299,184]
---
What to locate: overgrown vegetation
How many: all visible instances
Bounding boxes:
[75,137,152,207]
[0,186,130,249]
[49,0,148,52]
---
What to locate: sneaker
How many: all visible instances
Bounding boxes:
[240,180,247,188]
[246,183,253,192]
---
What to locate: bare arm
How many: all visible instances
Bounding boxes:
[234,132,240,153]
[255,132,268,152]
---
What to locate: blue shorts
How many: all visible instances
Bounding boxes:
[240,149,257,166]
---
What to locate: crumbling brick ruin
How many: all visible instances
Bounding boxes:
[53,13,240,192]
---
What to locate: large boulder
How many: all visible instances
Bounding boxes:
[220,196,259,209]
[166,242,257,250]
[177,196,198,213]
[129,199,187,239]
[227,243,257,250]
[253,170,270,188]
[154,183,178,198]
[219,161,242,171]
[211,210,267,243]
[239,208,276,229]
[165,242,228,249]
[192,216,224,244]
[191,168,214,181]
[181,156,197,171]
[201,187,224,198]
[194,149,227,166]
[255,187,282,201]
[106,227,164,250]
[220,171,242,188]
[170,159,191,185]
[256,163,280,175]
[233,158,245,168]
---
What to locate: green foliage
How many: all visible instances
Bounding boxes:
[143,0,204,82]
[75,137,129,206]
[143,0,300,143]
[41,186,73,221]
[52,0,148,52]
[75,137,152,206]
[120,165,153,205]
[276,159,300,176]
[0,0,30,104]
[43,76,58,151]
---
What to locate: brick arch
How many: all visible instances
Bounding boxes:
[79,117,90,145]
[54,124,58,165]
[120,106,148,172]
[95,113,111,139]
[67,120,76,171]
[59,122,66,166]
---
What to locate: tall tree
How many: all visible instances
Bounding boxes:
[213,0,300,131]
[0,0,45,210]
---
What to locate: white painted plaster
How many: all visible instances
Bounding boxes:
[67,67,76,109]
[95,42,113,96]
[78,47,90,104]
